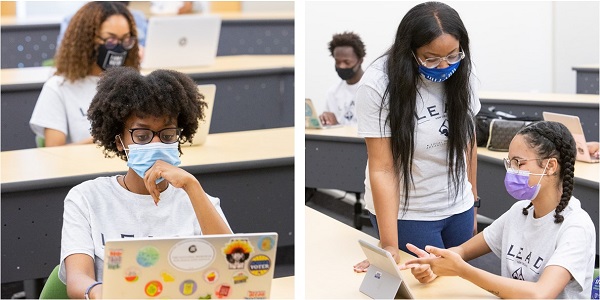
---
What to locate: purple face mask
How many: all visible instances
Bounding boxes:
[504,161,549,201]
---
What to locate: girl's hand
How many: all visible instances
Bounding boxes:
[403,245,466,278]
[144,160,198,204]
[399,243,438,283]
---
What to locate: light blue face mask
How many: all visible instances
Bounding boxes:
[122,141,181,183]
[418,60,461,82]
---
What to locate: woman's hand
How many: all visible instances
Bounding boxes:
[399,243,438,283]
[403,245,467,278]
[144,160,198,204]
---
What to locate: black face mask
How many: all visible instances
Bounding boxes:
[335,61,360,81]
[96,44,128,70]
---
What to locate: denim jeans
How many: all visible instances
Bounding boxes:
[368,206,474,254]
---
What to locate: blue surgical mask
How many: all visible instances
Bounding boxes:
[123,141,181,183]
[418,61,460,82]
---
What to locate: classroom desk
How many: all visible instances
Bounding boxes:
[572,65,599,95]
[270,276,294,299]
[305,206,497,299]
[305,126,600,255]
[0,55,294,151]
[479,91,599,139]
[1,127,294,285]
[477,147,600,256]
[0,12,294,68]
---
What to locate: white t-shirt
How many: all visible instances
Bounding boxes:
[58,176,230,283]
[324,80,359,125]
[30,75,100,144]
[483,197,596,299]
[357,56,481,221]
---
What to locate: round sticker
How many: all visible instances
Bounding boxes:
[137,246,160,267]
[168,239,215,271]
[258,236,274,251]
[124,267,140,282]
[248,255,271,276]
[179,279,197,296]
[204,269,219,283]
[144,280,163,297]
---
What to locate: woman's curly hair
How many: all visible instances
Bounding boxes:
[518,121,577,223]
[88,67,206,160]
[55,1,140,82]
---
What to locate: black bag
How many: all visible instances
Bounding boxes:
[475,107,542,149]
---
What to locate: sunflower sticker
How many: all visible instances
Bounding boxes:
[222,239,253,270]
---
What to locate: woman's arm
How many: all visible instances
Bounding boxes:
[144,160,232,234]
[467,139,478,235]
[64,254,102,299]
[365,137,401,262]
[44,128,94,147]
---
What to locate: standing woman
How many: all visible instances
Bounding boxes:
[355,1,480,271]
[30,1,141,147]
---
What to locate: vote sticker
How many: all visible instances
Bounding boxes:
[248,255,271,276]
[144,280,163,297]
[137,246,160,267]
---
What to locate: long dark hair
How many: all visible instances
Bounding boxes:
[383,2,475,212]
[518,121,576,223]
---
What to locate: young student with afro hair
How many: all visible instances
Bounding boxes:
[58,67,231,299]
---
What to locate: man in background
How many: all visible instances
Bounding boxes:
[319,31,366,126]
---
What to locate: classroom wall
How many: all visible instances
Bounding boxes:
[305,1,600,113]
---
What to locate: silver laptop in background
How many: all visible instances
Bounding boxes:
[542,112,599,163]
[141,14,221,69]
[358,239,414,299]
[183,84,216,147]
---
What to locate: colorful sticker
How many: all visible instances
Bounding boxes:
[233,272,248,284]
[168,239,215,271]
[248,255,271,276]
[106,249,123,270]
[222,239,253,270]
[179,279,197,296]
[258,236,275,251]
[215,284,231,299]
[199,294,212,299]
[124,267,140,282]
[144,280,163,297]
[247,290,267,299]
[204,269,219,284]
[136,246,160,267]
[161,271,175,282]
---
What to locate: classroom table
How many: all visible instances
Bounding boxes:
[305,206,498,299]
[572,65,599,95]
[0,12,294,68]
[1,128,294,288]
[0,55,294,151]
[479,91,599,139]
[270,276,295,299]
[305,126,600,256]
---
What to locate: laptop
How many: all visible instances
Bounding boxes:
[358,239,414,299]
[182,84,216,147]
[542,112,599,163]
[102,232,278,299]
[141,14,221,69]
[305,98,342,129]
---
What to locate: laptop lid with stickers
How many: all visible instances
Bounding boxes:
[305,98,342,129]
[102,232,278,299]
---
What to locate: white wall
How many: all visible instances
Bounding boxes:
[305,1,599,113]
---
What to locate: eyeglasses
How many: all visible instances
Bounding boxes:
[128,128,182,145]
[97,35,137,50]
[503,157,544,173]
[414,50,465,69]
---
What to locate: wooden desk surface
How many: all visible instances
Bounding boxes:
[480,91,599,104]
[305,206,497,299]
[305,126,360,139]
[1,127,294,184]
[0,55,294,87]
[270,276,294,299]
[478,147,599,184]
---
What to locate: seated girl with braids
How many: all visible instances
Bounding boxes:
[400,121,596,299]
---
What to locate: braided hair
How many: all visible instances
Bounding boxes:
[517,121,576,223]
